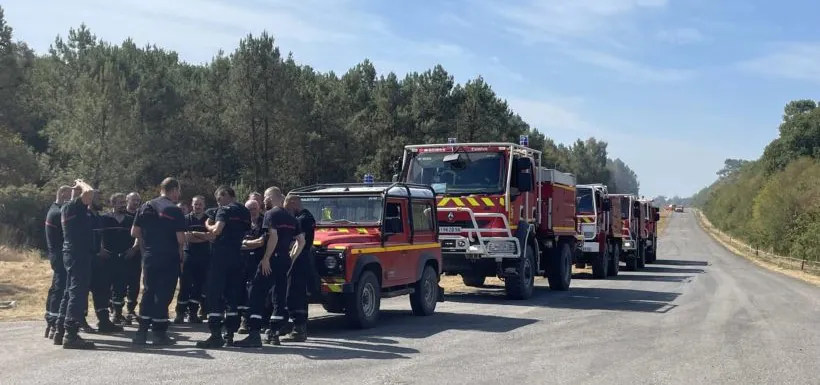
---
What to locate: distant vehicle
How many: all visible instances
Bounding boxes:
[675,207,684,213]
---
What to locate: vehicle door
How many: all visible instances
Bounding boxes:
[382,198,409,285]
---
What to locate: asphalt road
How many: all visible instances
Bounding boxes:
[2,211,819,385]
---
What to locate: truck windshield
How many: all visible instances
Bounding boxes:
[300,196,383,224]
[621,197,630,218]
[576,188,594,214]
[405,151,505,195]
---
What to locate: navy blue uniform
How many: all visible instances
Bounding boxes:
[175,212,210,318]
[100,213,135,316]
[44,203,66,327]
[123,210,141,316]
[205,202,251,336]
[134,197,187,332]
[57,197,95,329]
[287,209,316,327]
[88,212,114,323]
[246,207,302,334]
[239,214,265,317]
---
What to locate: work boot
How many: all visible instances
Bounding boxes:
[124,311,136,326]
[52,325,65,345]
[264,328,281,346]
[195,333,225,349]
[223,331,235,347]
[44,320,54,339]
[48,326,56,340]
[173,305,186,324]
[112,307,125,325]
[152,330,175,346]
[79,319,95,333]
[96,318,124,333]
[187,313,200,324]
[237,318,249,334]
[63,327,95,350]
[283,323,307,342]
[234,330,263,348]
[132,329,148,346]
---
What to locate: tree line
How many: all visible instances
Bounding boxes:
[691,99,820,264]
[0,7,640,250]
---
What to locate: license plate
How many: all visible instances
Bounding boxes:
[582,245,594,252]
[439,226,462,233]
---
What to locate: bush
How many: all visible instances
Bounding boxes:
[0,184,51,250]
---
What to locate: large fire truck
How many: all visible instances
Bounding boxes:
[609,194,660,270]
[394,136,579,300]
[574,183,621,278]
[639,198,660,264]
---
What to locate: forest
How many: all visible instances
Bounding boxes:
[0,7,640,251]
[691,99,820,264]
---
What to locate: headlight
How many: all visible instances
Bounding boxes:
[325,253,343,270]
[486,240,517,254]
[623,241,633,248]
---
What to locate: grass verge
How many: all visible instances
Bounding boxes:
[0,246,51,321]
[694,210,820,287]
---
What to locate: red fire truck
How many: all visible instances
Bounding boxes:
[639,198,660,264]
[609,194,643,270]
[395,136,579,300]
[574,183,620,278]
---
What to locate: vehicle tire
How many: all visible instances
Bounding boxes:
[506,244,536,300]
[321,294,346,314]
[637,242,646,269]
[591,242,608,279]
[344,269,381,329]
[410,264,439,316]
[547,241,572,291]
[461,274,485,287]
[607,242,620,277]
[625,251,638,271]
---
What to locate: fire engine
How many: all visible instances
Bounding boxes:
[574,183,621,278]
[609,194,660,270]
[639,198,660,264]
[394,136,579,300]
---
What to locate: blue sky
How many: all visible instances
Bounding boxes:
[4,0,816,197]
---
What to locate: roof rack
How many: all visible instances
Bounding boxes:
[290,182,436,199]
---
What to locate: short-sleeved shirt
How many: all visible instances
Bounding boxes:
[101,213,135,255]
[212,201,251,254]
[45,203,64,256]
[262,207,302,258]
[133,196,187,261]
[61,197,93,254]
[184,213,210,256]
[296,209,316,258]
[243,214,266,256]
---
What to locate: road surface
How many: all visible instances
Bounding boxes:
[1,211,818,385]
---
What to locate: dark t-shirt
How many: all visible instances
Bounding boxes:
[91,213,104,255]
[101,213,134,255]
[184,212,210,255]
[61,197,93,254]
[212,202,251,254]
[45,203,64,256]
[296,209,316,258]
[262,207,302,258]
[134,196,186,260]
[242,214,266,255]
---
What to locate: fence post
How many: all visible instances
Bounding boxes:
[802,255,806,271]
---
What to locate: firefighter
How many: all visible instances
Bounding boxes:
[283,195,315,342]
[194,186,251,349]
[177,201,191,216]
[235,192,306,348]
[53,179,96,349]
[131,178,187,346]
[44,185,73,339]
[237,199,265,334]
[174,196,210,324]
[103,193,137,325]
[122,192,142,325]
[248,192,264,209]
[88,191,124,333]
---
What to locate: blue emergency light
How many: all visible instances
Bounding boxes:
[519,135,529,146]
[447,137,457,144]
[363,174,374,184]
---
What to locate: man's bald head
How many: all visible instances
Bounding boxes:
[56,185,72,204]
[283,193,302,214]
[263,186,284,210]
[245,199,260,218]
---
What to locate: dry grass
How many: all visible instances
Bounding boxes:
[694,210,820,287]
[0,246,52,321]
[657,210,672,236]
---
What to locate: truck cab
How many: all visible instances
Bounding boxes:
[574,184,620,278]
[609,194,645,271]
[289,182,444,329]
[395,137,578,300]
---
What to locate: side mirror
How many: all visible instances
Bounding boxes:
[602,198,611,211]
[654,212,660,221]
[516,172,533,192]
[633,207,640,218]
[392,174,399,182]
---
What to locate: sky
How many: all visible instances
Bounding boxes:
[4,0,818,198]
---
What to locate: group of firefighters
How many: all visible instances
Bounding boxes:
[42,177,317,350]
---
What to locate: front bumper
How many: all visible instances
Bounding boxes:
[580,241,599,253]
[320,277,354,294]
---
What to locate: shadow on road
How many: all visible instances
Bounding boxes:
[654,259,709,267]
[445,286,679,314]
[610,274,695,283]
[640,265,705,274]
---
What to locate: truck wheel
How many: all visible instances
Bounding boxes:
[321,294,346,314]
[345,270,380,329]
[637,242,646,269]
[505,244,536,300]
[625,251,638,271]
[461,274,485,287]
[607,242,620,277]
[547,241,572,291]
[591,244,608,279]
[646,236,657,263]
[410,264,439,316]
